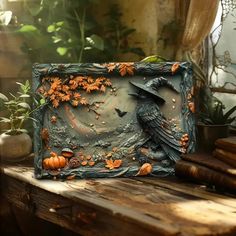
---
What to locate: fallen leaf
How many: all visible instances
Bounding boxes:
[104,79,112,87]
[118,63,135,76]
[135,163,152,176]
[106,63,117,72]
[67,174,76,180]
[105,159,122,170]
[79,97,88,105]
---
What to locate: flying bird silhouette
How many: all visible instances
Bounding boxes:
[115,108,127,117]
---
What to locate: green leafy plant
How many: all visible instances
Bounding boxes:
[198,88,236,125]
[14,1,144,63]
[17,0,104,63]
[103,4,145,60]
[0,81,45,135]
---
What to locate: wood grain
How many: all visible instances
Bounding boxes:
[1,164,236,236]
[215,137,236,153]
[213,149,236,168]
[182,153,236,176]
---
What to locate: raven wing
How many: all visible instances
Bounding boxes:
[137,104,186,154]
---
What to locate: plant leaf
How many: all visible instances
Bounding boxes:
[20,94,30,98]
[86,34,104,50]
[224,105,236,121]
[57,47,68,56]
[226,117,236,124]
[47,24,56,33]
[18,25,38,33]
[28,117,38,122]
[0,93,8,101]
[18,102,31,109]
[0,117,11,123]
[17,129,28,133]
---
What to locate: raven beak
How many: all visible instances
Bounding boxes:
[128,93,139,97]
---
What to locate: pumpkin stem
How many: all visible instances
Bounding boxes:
[50,151,57,157]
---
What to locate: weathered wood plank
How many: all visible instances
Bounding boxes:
[2,176,179,236]
[137,177,236,208]
[1,165,236,236]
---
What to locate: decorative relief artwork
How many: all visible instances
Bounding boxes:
[33,62,195,179]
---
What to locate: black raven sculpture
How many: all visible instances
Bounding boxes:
[130,77,188,162]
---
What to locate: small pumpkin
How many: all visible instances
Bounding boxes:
[43,152,67,170]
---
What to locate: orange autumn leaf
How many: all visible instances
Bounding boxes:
[96,77,106,82]
[171,63,180,74]
[104,79,112,87]
[94,78,103,86]
[43,74,115,109]
[51,78,61,90]
[106,63,117,73]
[79,97,88,105]
[61,94,71,101]
[67,174,76,180]
[62,85,70,92]
[87,77,94,83]
[118,63,135,76]
[50,94,56,100]
[100,85,106,93]
[47,88,54,96]
[69,80,79,90]
[73,92,81,100]
[52,99,59,108]
[83,83,100,93]
[105,159,122,170]
[72,100,79,107]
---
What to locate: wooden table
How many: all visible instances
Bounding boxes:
[1,163,236,236]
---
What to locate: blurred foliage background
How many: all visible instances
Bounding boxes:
[1,0,145,63]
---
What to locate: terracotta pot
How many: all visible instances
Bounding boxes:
[0,132,32,162]
[197,124,229,153]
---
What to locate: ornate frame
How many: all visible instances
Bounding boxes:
[33,62,195,179]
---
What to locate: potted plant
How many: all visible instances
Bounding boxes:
[197,88,236,153]
[0,80,45,162]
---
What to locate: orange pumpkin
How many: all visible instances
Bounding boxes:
[43,152,67,170]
